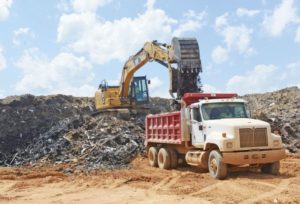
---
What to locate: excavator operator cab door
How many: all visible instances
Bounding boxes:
[130,76,149,104]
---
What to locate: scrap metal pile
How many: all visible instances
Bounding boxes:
[243,87,300,153]
[0,95,145,170]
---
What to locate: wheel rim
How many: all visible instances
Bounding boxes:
[210,158,218,175]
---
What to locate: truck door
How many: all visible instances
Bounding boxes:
[191,107,204,145]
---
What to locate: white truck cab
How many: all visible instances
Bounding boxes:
[187,98,285,178]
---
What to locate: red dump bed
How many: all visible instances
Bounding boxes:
[145,111,182,144]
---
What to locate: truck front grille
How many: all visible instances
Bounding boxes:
[239,128,268,148]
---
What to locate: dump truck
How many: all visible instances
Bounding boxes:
[145,93,285,179]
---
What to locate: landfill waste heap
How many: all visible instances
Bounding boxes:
[243,87,300,153]
[0,87,299,170]
[0,94,170,170]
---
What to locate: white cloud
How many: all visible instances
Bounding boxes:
[236,8,260,17]
[213,13,254,63]
[57,1,205,64]
[14,27,29,36]
[202,84,220,93]
[13,27,35,46]
[284,62,300,88]
[223,25,254,54]
[226,61,300,94]
[226,64,278,94]
[72,0,112,13]
[15,48,95,96]
[57,10,176,64]
[215,12,229,30]
[148,76,163,90]
[107,73,121,86]
[295,27,300,42]
[148,76,168,97]
[0,0,12,21]
[173,10,206,36]
[211,46,229,64]
[148,76,171,98]
[215,14,254,54]
[146,0,155,10]
[0,47,6,71]
[0,89,6,98]
[262,0,300,36]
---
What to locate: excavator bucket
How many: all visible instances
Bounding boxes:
[170,37,202,98]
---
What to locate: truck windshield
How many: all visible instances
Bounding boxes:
[201,102,248,120]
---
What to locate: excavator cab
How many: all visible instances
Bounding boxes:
[130,76,149,104]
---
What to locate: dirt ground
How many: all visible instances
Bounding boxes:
[0,153,300,204]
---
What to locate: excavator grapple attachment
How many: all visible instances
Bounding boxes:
[170,37,202,98]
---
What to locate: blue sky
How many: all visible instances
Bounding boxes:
[0,0,300,98]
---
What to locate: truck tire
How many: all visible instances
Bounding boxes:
[168,148,178,169]
[148,147,158,167]
[158,148,171,169]
[261,161,280,175]
[208,150,227,180]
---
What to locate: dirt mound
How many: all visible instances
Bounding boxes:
[243,87,300,152]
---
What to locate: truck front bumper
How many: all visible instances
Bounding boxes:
[222,148,286,165]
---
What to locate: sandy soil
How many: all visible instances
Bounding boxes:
[0,154,300,204]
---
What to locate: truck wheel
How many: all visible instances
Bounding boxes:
[168,148,178,169]
[158,148,171,169]
[261,161,280,175]
[148,147,158,167]
[208,150,227,180]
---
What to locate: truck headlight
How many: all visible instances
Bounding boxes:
[273,139,280,147]
[226,142,233,148]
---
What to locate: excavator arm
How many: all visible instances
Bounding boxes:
[95,37,202,110]
[119,37,202,100]
[119,41,172,99]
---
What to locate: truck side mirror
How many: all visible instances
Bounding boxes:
[148,80,151,84]
[199,125,203,131]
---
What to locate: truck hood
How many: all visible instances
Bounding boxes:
[204,118,270,135]
[205,118,269,128]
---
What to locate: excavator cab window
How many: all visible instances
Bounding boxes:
[130,76,149,104]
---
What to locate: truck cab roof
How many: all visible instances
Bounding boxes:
[198,98,246,105]
[182,93,238,106]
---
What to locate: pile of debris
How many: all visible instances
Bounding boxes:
[243,87,300,153]
[0,95,145,169]
[3,114,144,170]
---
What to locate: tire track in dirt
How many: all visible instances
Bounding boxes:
[240,178,291,204]
[149,172,183,191]
[189,181,230,196]
[188,176,281,203]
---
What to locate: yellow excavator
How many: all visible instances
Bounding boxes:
[95,37,202,110]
